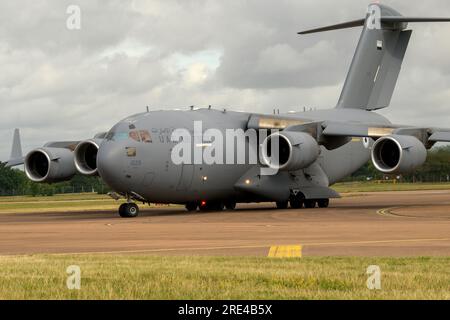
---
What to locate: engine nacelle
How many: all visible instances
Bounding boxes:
[261,131,320,171]
[74,139,101,176]
[371,135,427,174]
[24,148,76,183]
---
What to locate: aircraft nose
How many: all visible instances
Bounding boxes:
[97,141,124,190]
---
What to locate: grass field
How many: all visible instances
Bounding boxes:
[0,193,123,214]
[1,182,450,214]
[0,255,448,300]
[333,182,450,193]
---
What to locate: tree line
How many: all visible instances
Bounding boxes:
[0,162,108,196]
[346,146,450,182]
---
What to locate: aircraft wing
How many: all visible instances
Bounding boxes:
[247,115,450,148]
[5,141,80,168]
[321,121,450,144]
[4,129,82,168]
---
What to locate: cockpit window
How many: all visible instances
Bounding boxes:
[106,132,128,141]
[129,131,141,142]
[106,126,152,143]
[139,130,152,143]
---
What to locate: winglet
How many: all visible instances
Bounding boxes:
[5,129,24,167]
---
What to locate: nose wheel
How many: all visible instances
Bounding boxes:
[119,203,139,218]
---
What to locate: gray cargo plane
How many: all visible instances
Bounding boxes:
[6,4,450,217]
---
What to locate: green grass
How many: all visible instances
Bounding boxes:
[0,193,179,214]
[0,193,108,203]
[0,193,124,214]
[0,255,448,300]
[334,182,450,193]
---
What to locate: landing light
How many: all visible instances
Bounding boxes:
[245,179,251,185]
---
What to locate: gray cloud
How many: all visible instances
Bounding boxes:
[1,0,450,160]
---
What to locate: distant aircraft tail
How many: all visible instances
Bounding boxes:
[299,4,450,111]
[5,129,24,167]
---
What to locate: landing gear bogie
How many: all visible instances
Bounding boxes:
[317,199,330,208]
[304,199,317,209]
[199,201,225,212]
[289,192,305,209]
[276,201,289,209]
[224,201,237,211]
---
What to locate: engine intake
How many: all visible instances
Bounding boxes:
[261,131,320,171]
[371,135,427,174]
[25,148,76,183]
[74,139,101,176]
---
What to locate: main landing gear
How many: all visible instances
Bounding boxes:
[185,200,237,212]
[119,203,139,218]
[275,193,330,210]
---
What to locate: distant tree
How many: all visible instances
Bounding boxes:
[0,162,28,195]
[0,162,108,196]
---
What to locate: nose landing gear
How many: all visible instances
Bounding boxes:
[119,203,139,218]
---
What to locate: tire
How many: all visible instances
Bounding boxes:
[224,201,236,210]
[290,198,303,209]
[304,200,316,209]
[185,202,198,212]
[290,193,304,209]
[214,202,225,211]
[119,203,139,218]
[276,201,289,209]
[317,199,330,208]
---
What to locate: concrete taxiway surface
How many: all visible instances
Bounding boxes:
[0,190,449,256]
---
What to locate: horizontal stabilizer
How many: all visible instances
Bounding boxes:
[298,16,450,35]
[381,17,450,23]
[298,19,365,35]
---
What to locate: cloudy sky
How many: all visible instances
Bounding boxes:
[1,0,450,160]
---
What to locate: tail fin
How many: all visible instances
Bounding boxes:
[6,129,24,167]
[299,4,450,111]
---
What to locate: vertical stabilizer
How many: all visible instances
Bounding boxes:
[6,129,24,167]
[336,4,410,110]
[10,128,22,159]
[298,4,450,111]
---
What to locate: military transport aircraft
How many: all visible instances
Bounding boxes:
[6,4,450,217]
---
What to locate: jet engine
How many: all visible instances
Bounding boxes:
[261,131,320,171]
[74,139,101,176]
[24,148,76,183]
[371,135,427,174]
